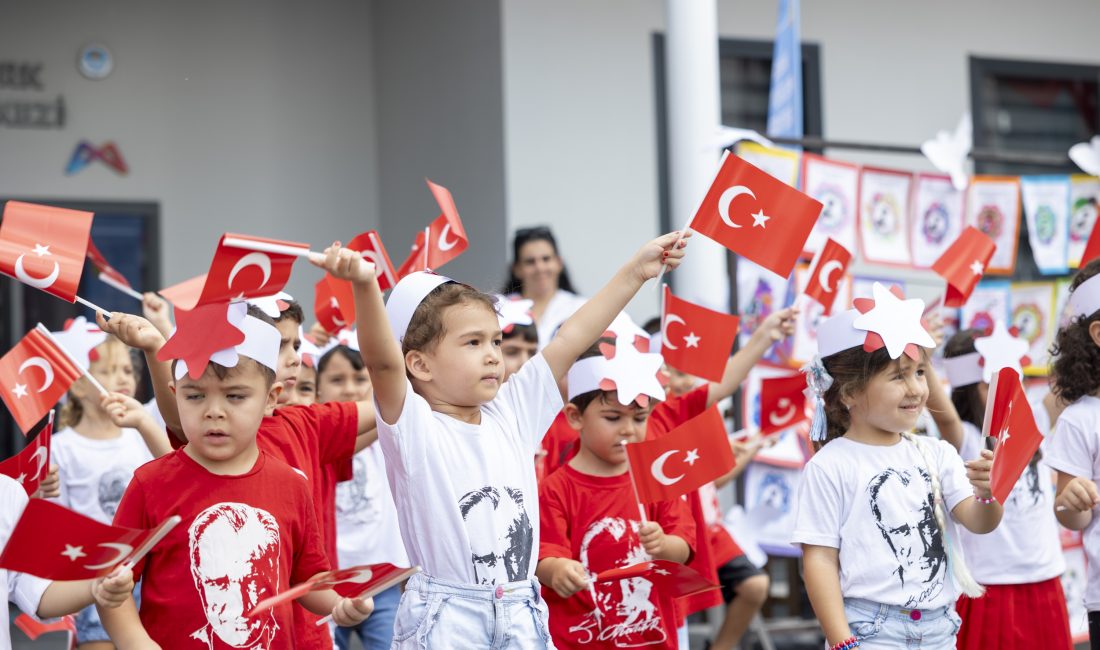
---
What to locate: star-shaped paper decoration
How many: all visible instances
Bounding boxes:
[852,283,936,360]
[974,320,1030,384]
[497,297,534,333]
[50,316,108,370]
[595,334,666,407]
[247,291,293,318]
[603,313,650,352]
[157,301,247,380]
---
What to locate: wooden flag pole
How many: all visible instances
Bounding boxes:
[621,441,650,524]
[97,274,145,301]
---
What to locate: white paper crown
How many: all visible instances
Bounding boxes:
[1067,273,1100,320]
[51,316,108,370]
[299,326,324,369]
[944,320,1030,387]
[385,272,453,343]
[174,302,281,380]
[816,282,935,360]
[247,291,294,318]
[567,334,665,406]
[496,296,534,331]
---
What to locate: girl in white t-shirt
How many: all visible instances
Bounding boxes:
[319,344,408,650]
[1046,258,1100,649]
[792,284,1002,650]
[941,329,1070,649]
[312,230,688,649]
[50,333,169,649]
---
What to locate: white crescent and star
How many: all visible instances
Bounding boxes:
[83,542,134,570]
[227,252,272,290]
[661,314,686,350]
[969,260,984,276]
[818,260,844,294]
[438,224,459,251]
[768,398,797,427]
[651,450,686,486]
[718,186,754,229]
[14,242,60,290]
[18,357,54,394]
[61,544,85,561]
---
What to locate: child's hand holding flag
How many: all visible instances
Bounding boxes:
[329,595,375,628]
[92,566,136,609]
[96,312,167,356]
[311,242,378,287]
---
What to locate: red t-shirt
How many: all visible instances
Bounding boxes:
[114,449,330,648]
[646,385,725,616]
[538,412,579,482]
[539,463,697,650]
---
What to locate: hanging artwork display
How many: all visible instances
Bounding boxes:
[1068,175,1100,268]
[910,172,965,269]
[966,176,1021,275]
[1009,282,1057,375]
[800,154,859,256]
[858,167,913,266]
[1020,175,1070,275]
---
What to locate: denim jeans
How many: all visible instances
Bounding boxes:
[843,597,962,649]
[335,583,401,649]
[391,573,555,649]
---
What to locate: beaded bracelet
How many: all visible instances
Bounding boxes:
[975,495,996,504]
[830,636,860,650]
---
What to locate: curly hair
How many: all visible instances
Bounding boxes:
[944,329,985,430]
[1051,258,1100,403]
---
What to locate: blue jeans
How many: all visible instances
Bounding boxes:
[335,583,401,649]
[843,598,962,650]
[391,573,555,649]
[75,583,141,643]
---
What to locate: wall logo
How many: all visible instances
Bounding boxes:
[66,141,128,176]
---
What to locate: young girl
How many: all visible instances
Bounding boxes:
[941,327,1070,649]
[318,343,407,650]
[1046,258,1100,648]
[314,230,688,648]
[50,327,170,649]
[792,284,1002,650]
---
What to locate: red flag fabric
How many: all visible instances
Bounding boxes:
[13,613,76,646]
[660,286,740,382]
[158,233,308,311]
[981,367,1044,504]
[625,407,734,503]
[314,278,350,335]
[0,329,83,434]
[0,499,176,580]
[396,180,468,277]
[247,563,419,616]
[85,239,132,290]
[596,560,718,600]
[759,374,809,436]
[0,201,93,303]
[689,153,822,278]
[348,231,398,292]
[0,415,53,495]
[931,226,996,308]
[803,237,852,315]
[1082,213,1100,268]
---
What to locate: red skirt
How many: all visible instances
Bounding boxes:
[955,577,1072,650]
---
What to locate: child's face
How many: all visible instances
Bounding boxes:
[88,343,137,397]
[664,365,697,397]
[317,353,372,403]
[850,355,929,435]
[501,336,538,382]
[567,391,651,467]
[273,319,302,404]
[284,364,317,407]
[409,302,503,407]
[173,361,277,465]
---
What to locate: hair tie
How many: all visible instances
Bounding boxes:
[801,356,833,442]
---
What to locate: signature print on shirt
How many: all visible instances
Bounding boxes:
[188,503,281,649]
[867,467,945,607]
[459,486,533,585]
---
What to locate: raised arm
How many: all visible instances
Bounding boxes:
[542,232,689,380]
[309,246,407,424]
[706,306,796,408]
[98,595,159,649]
[97,312,181,436]
[101,393,173,458]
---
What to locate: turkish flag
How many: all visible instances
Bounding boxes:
[348,231,398,292]
[159,233,308,311]
[626,407,734,503]
[0,329,83,434]
[314,277,350,335]
[0,414,53,495]
[396,180,468,277]
[247,563,420,616]
[660,286,740,382]
[981,367,1044,504]
[803,238,852,315]
[86,239,133,291]
[931,226,996,308]
[0,201,93,303]
[596,560,718,600]
[690,153,822,278]
[0,499,178,580]
[1082,214,1100,267]
[319,231,399,330]
[759,374,809,436]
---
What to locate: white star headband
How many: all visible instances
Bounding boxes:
[944,320,1030,387]
[385,272,453,343]
[50,316,108,370]
[1067,273,1100,320]
[816,282,936,360]
[604,312,651,352]
[174,302,281,380]
[496,296,534,332]
[567,334,666,406]
[247,291,293,318]
[299,327,324,369]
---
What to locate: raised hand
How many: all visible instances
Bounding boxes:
[309,243,376,286]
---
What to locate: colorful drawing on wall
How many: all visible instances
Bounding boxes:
[859,167,913,266]
[1020,175,1070,275]
[736,259,794,364]
[910,173,965,269]
[966,176,1021,275]
[735,141,800,187]
[800,154,858,256]
[1009,282,1056,375]
[1068,175,1100,268]
[959,280,1011,333]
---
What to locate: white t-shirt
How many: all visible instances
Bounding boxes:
[957,421,1064,585]
[0,475,51,647]
[335,444,409,569]
[51,427,154,525]
[510,290,587,349]
[792,435,972,609]
[376,353,562,585]
[1044,395,1100,610]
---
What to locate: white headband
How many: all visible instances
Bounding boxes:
[174,303,282,380]
[247,291,293,318]
[1068,273,1100,320]
[943,352,984,387]
[385,272,453,343]
[566,335,665,405]
[496,296,534,331]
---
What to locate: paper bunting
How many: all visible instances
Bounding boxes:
[1009,282,1057,375]
[1068,175,1100,268]
[910,173,966,269]
[1020,175,1070,275]
[959,280,1011,333]
[734,141,800,186]
[966,176,1021,275]
[858,167,913,266]
[800,154,858,255]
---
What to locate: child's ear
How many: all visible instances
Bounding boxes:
[266,382,283,410]
[1089,320,1100,348]
[563,403,584,431]
[405,350,432,382]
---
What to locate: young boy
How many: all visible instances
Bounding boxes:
[98,306,373,646]
[537,340,696,649]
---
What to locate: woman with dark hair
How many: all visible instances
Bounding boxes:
[502,225,587,348]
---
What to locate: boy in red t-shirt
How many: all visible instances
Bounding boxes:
[98,306,373,646]
[537,341,696,650]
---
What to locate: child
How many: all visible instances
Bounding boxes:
[318,344,408,649]
[98,305,374,646]
[1045,258,1100,648]
[792,284,1002,650]
[537,339,696,648]
[314,230,688,647]
[941,328,1070,649]
[284,332,322,407]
